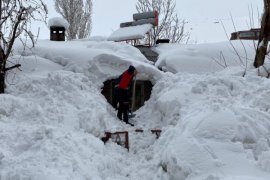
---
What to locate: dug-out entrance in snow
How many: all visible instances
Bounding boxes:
[101,79,153,111]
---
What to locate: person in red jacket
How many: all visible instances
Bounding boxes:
[116,65,137,126]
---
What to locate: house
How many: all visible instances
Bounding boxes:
[102,12,163,110]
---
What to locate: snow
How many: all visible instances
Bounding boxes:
[154,41,257,74]
[1,38,270,180]
[48,17,70,29]
[146,73,270,180]
[107,24,153,42]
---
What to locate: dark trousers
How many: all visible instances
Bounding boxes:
[117,101,129,123]
[112,87,119,110]
[117,89,130,123]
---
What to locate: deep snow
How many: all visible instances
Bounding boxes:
[0,39,270,180]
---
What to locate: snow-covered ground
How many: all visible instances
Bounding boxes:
[1,39,270,180]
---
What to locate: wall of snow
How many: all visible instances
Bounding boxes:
[135,72,270,179]
[0,70,137,179]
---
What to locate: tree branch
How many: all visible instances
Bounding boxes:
[5,7,26,60]
[4,64,21,72]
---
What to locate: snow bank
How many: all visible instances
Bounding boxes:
[7,55,63,78]
[135,72,270,179]
[1,70,134,180]
[154,41,256,74]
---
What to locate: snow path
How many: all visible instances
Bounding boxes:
[99,112,165,179]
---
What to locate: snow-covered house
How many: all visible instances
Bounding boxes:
[99,12,161,107]
[27,39,163,111]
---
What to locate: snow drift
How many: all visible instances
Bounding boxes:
[1,39,270,180]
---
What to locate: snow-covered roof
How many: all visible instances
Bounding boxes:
[18,39,162,83]
[48,17,70,29]
[154,41,258,74]
[107,24,153,42]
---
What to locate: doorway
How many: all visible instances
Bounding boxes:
[101,79,153,111]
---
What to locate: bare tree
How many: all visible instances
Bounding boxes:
[136,0,190,44]
[78,0,92,39]
[54,0,93,40]
[0,0,48,93]
[254,0,270,68]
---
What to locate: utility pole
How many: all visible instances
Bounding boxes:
[254,0,270,68]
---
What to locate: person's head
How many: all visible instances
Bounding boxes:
[127,65,137,75]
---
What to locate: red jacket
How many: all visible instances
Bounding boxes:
[118,70,134,90]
